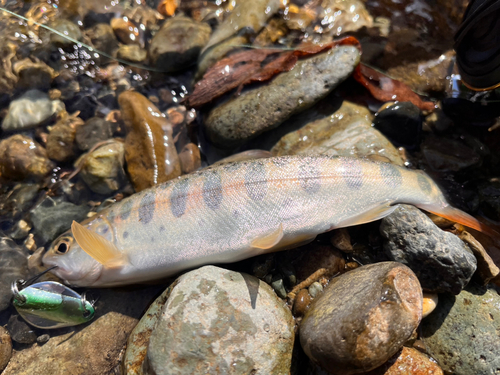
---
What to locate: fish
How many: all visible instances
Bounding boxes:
[42,155,499,287]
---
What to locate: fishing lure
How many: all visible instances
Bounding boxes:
[12,270,96,329]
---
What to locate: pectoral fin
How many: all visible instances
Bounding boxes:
[251,224,284,250]
[71,221,129,268]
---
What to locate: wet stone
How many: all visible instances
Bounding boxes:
[1,90,64,132]
[205,46,360,149]
[293,289,312,317]
[75,139,126,195]
[380,205,477,294]
[365,346,443,375]
[271,100,404,166]
[119,91,181,192]
[116,44,148,62]
[308,282,323,298]
[50,19,82,47]
[6,315,36,345]
[149,16,211,72]
[46,118,79,163]
[0,238,28,312]
[178,142,202,174]
[0,326,12,372]
[373,102,422,149]
[300,262,423,375]
[86,23,119,58]
[421,136,481,172]
[144,266,295,375]
[110,17,141,46]
[294,243,345,282]
[0,135,54,182]
[30,198,89,246]
[13,59,55,91]
[421,283,500,375]
[75,117,114,151]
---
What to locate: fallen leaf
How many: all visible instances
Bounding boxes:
[352,64,436,111]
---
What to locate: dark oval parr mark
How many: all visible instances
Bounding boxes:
[139,191,156,224]
[417,173,433,195]
[341,158,363,190]
[245,162,267,201]
[379,163,402,189]
[298,162,321,194]
[203,171,223,210]
[170,178,189,218]
[119,198,134,221]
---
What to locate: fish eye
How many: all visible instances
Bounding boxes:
[55,238,72,254]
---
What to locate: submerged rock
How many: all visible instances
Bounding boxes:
[0,238,28,312]
[1,90,64,132]
[116,44,147,62]
[75,117,114,151]
[13,59,55,91]
[75,139,126,195]
[421,284,500,375]
[46,112,83,162]
[50,19,82,47]
[6,315,36,345]
[421,136,481,172]
[271,100,404,165]
[380,205,476,294]
[0,326,12,372]
[205,46,360,148]
[119,91,181,192]
[0,135,54,182]
[149,16,211,72]
[373,102,422,149]
[300,262,422,375]
[178,142,201,174]
[140,266,295,375]
[86,23,119,58]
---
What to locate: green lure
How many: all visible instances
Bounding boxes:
[12,280,95,329]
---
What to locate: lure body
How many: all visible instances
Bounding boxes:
[13,281,95,328]
[43,155,492,287]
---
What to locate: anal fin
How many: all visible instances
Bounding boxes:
[71,221,129,268]
[335,202,397,228]
[251,224,284,250]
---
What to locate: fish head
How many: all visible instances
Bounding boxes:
[43,231,104,287]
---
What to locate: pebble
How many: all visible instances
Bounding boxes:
[373,102,422,149]
[141,266,295,375]
[293,289,312,317]
[308,282,323,298]
[0,238,28,312]
[364,346,443,375]
[116,44,148,62]
[271,100,404,166]
[300,262,423,374]
[271,274,287,299]
[36,334,50,345]
[380,205,477,294]
[2,286,163,375]
[75,117,114,151]
[74,139,126,195]
[149,16,211,72]
[421,136,481,172]
[49,19,82,47]
[1,90,64,132]
[86,23,119,58]
[0,135,54,182]
[0,326,12,372]
[330,228,353,252]
[294,243,345,282]
[421,283,500,375]
[46,114,82,162]
[205,46,360,148]
[13,59,55,91]
[6,315,37,345]
[118,91,181,192]
[422,292,438,318]
[178,142,202,174]
[110,17,141,45]
[30,197,89,246]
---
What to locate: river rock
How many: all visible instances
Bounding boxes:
[271,100,404,166]
[178,142,201,174]
[46,113,83,162]
[86,23,119,58]
[149,16,211,72]
[30,198,89,245]
[421,136,481,172]
[373,102,422,149]
[116,44,147,62]
[0,135,54,182]
[75,117,114,151]
[380,205,477,294]
[141,266,294,375]
[2,286,162,375]
[6,315,36,345]
[50,19,82,47]
[0,326,12,372]
[205,46,360,148]
[118,91,181,192]
[300,262,423,375]
[0,237,28,312]
[1,90,64,132]
[110,17,141,45]
[13,59,55,91]
[421,284,500,375]
[75,139,126,195]
[365,346,443,375]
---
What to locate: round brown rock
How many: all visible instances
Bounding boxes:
[0,326,12,372]
[300,262,423,375]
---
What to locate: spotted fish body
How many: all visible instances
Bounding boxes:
[43,155,491,287]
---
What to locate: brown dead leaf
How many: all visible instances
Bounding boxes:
[352,63,436,111]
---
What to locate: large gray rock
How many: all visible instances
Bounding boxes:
[421,284,500,375]
[144,266,295,375]
[300,262,422,375]
[205,46,360,148]
[380,205,477,294]
[0,238,28,312]
[1,90,64,132]
[271,100,403,166]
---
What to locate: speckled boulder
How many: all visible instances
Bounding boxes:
[300,262,423,375]
[144,266,295,375]
[421,283,500,375]
[380,204,477,294]
[205,46,360,148]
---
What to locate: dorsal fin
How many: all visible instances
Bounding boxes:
[71,221,129,268]
[251,224,284,250]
